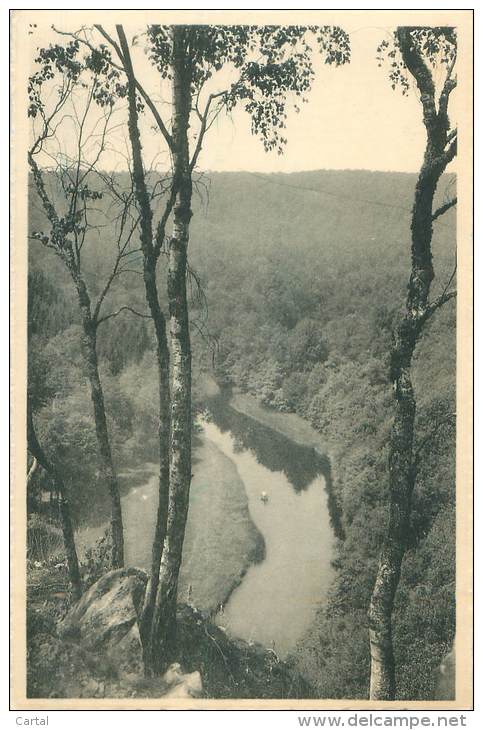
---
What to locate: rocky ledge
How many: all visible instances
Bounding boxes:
[28,568,313,700]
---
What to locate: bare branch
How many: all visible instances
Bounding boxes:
[96,305,152,327]
[93,183,141,324]
[190,91,226,172]
[116,267,143,277]
[153,186,177,261]
[96,24,175,153]
[432,197,457,222]
[438,52,457,121]
[425,289,456,320]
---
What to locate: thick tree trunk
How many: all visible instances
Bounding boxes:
[27,400,82,601]
[368,27,456,699]
[368,320,417,699]
[115,25,172,672]
[148,26,193,673]
[74,276,124,569]
[368,168,438,699]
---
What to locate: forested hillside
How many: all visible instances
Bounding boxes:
[190,171,456,699]
[28,169,456,698]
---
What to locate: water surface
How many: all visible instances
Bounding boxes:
[206,395,335,656]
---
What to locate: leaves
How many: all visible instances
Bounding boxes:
[376,27,456,96]
[146,24,350,155]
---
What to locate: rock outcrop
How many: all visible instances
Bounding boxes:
[59,567,148,674]
[28,569,310,699]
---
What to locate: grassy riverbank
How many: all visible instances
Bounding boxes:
[180,434,265,614]
[230,390,329,456]
[74,431,264,616]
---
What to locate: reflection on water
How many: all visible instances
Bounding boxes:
[207,393,343,539]
[207,393,331,493]
[205,394,337,656]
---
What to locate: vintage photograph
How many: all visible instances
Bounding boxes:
[10,9,473,709]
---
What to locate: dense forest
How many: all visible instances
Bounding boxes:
[28,168,456,699]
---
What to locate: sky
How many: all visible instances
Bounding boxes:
[26,18,458,175]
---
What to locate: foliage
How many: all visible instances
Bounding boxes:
[146,24,350,154]
[376,26,456,94]
[186,170,455,699]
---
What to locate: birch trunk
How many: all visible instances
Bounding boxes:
[148,26,193,673]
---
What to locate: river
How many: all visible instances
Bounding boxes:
[205,393,335,656]
[79,392,336,657]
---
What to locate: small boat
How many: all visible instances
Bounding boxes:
[260,491,269,503]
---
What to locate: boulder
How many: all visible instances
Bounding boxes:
[162,663,203,698]
[56,569,203,696]
[59,567,148,672]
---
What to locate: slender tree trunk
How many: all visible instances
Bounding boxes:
[28,147,124,569]
[115,26,172,672]
[57,492,82,600]
[27,400,82,601]
[74,275,124,569]
[139,262,171,666]
[148,26,193,673]
[368,27,457,699]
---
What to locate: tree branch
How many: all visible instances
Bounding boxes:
[396,27,437,133]
[425,289,456,319]
[153,186,177,261]
[446,128,457,145]
[432,197,457,222]
[438,52,457,122]
[96,305,152,327]
[52,25,125,74]
[93,24,126,65]
[93,197,141,323]
[190,91,226,173]
[27,456,40,488]
[97,24,175,153]
[56,24,175,153]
